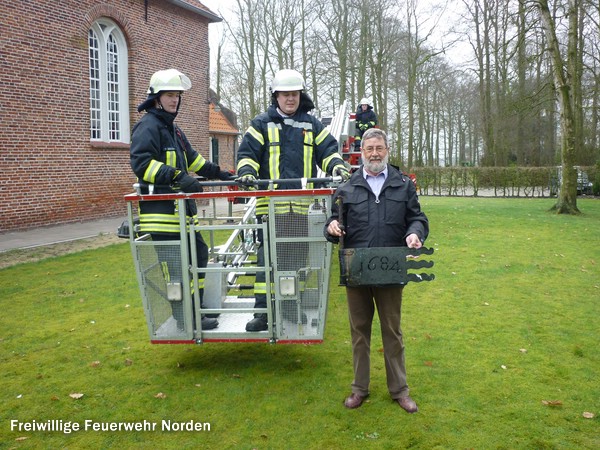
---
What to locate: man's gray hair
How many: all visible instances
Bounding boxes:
[361,128,388,147]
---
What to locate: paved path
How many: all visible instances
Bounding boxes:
[0,198,247,252]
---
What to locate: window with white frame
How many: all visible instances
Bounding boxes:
[88,18,129,143]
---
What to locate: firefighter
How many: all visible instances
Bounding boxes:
[354,98,378,151]
[130,69,234,331]
[236,68,351,332]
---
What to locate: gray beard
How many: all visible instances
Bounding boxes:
[364,154,388,174]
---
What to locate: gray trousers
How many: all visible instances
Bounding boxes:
[346,285,409,399]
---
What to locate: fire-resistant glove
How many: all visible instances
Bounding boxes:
[173,172,203,193]
[332,165,351,182]
[218,170,237,181]
[236,174,257,190]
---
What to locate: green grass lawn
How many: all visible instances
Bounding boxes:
[1,197,598,449]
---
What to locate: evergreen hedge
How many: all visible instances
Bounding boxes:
[407,166,598,197]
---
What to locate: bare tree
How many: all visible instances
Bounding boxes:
[212,0,599,177]
[536,0,580,213]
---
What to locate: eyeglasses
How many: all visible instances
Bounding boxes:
[362,146,387,154]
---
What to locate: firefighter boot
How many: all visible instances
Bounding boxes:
[200,316,218,330]
[245,313,268,332]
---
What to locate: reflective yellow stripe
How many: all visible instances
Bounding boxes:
[303,145,313,181]
[315,128,330,145]
[255,198,268,216]
[247,126,265,145]
[138,213,198,234]
[304,129,314,146]
[139,222,181,233]
[140,213,180,223]
[255,199,311,216]
[254,282,267,294]
[322,153,342,173]
[237,157,260,173]
[267,123,280,182]
[303,130,313,181]
[143,160,164,183]
[188,154,206,172]
[165,150,176,168]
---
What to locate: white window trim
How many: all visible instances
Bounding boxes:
[88,18,130,143]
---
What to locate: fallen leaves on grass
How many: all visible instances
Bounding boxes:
[125,358,133,366]
[69,393,84,399]
[15,436,28,442]
[582,412,594,419]
[155,392,167,399]
[542,400,563,407]
[90,361,101,367]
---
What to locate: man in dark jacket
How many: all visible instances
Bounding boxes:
[130,69,233,332]
[325,128,429,413]
[236,69,350,331]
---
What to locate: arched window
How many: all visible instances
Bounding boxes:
[88,18,129,143]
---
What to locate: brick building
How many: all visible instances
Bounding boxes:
[208,95,240,171]
[0,1,233,232]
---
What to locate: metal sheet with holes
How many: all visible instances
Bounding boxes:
[339,247,435,286]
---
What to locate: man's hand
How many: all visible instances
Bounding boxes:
[405,233,422,249]
[173,172,202,193]
[326,220,345,237]
[333,165,351,182]
[236,174,257,190]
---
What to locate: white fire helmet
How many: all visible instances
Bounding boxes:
[147,69,192,94]
[360,98,370,106]
[271,69,305,93]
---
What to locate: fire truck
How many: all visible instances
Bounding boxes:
[323,101,361,170]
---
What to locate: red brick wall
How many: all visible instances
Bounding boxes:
[210,134,238,171]
[0,0,215,232]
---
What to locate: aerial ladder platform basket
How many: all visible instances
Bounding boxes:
[122,182,336,344]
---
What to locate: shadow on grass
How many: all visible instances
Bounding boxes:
[171,342,334,374]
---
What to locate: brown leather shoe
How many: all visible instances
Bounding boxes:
[397,396,418,413]
[344,393,367,409]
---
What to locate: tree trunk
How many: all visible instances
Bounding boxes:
[537,0,580,214]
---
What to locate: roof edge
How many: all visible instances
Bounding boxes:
[165,0,222,22]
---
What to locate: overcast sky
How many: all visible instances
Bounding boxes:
[198,0,470,85]
[200,0,235,72]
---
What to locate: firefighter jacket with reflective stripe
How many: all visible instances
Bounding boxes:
[326,165,429,248]
[130,108,221,234]
[355,106,378,137]
[236,104,345,215]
